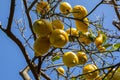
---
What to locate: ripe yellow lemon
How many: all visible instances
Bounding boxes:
[83,64,99,79]
[97,45,106,52]
[52,20,64,30]
[75,18,89,33]
[76,52,87,65]
[32,19,53,37]
[106,68,120,80]
[62,51,79,67]
[94,75,102,80]
[57,67,65,75]
[36,1,50,15]
[59,2,72,15]
[49,29,68,48]
[66,28,79,42]
[95,33,103,47]
[33,36,51,56]
[78,32,92,45]
[66,28,79,36]
[72,5,88,19]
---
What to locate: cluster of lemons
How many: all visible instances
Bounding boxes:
[33,1,108,80]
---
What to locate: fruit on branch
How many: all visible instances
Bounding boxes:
[95,32,104,47]
[33,36,51,56]
[51,20,64,30]
[78,32,92,45]
[72,5,88,19]
[83,64,99,79]
[66,28,79,42]
[62,51,79,67]
[36,1,50,15]
[57,67,65,75]
[59,2,72,15]
[32,19,53,37]
[76,51,87,65]
[66,28,79,36]
[75,18,89,33]
[94,75,102,80]
[97,45,106,52]
[49,29,68,48]
[106,69,120,80]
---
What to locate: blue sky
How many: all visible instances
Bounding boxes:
[0,0,119,80]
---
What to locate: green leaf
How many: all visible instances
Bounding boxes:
[112,43,120,50]
[52,55,60,62]
[102,33,107,44]
[103,43,112,48]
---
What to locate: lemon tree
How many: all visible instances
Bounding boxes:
[1,0,120,80]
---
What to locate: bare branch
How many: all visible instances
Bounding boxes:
[112,0,120,20]
[20,66,31,80]
[22,0,36,40]
[7,0,15,31]
[28,0,38,12]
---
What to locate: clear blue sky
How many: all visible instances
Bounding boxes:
[0,0,119,80]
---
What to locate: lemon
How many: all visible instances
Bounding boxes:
[106,68,120,80]
[33,36,51,56]
[72,5,88,19]
[66,28,79,36]
[75,18,89,33]
[32,19,53,37]
[36,1,50,15]
[97,45,106,52]
[94,75,102,80]
[95,33,104,47]
[52,20,64,30]
[83,64,99,79]
[62,51,79,67]
[66,28,79,42]
[49,29,68,48]
[57,67,65,75]
[76,52,87,65]
[78,32,92,45]
[59,2,72,15]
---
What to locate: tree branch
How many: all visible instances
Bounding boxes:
[1,28,39,80]
[112,0,120,21]
[7,0,15,31]
[22,0,36,40]
[28,0,38,12]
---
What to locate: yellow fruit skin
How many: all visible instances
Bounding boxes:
[97,45,106,52]
[60,2,72,15]
[66,28,79,42]
[79,32,92,45]
[52,20,64,30]
[34,37,51,56]
[75,18,89,33]
[76,52,87,65]
[106,68,120,80]
[95,34,103,47]
[36,1,50,15]
[66,28,79,36]
[57,67,65,75]
[63,52,79,67]
[50,29,68,48]
[72,5,88,19]
[83,64,99,79]
[33,19,53,37]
